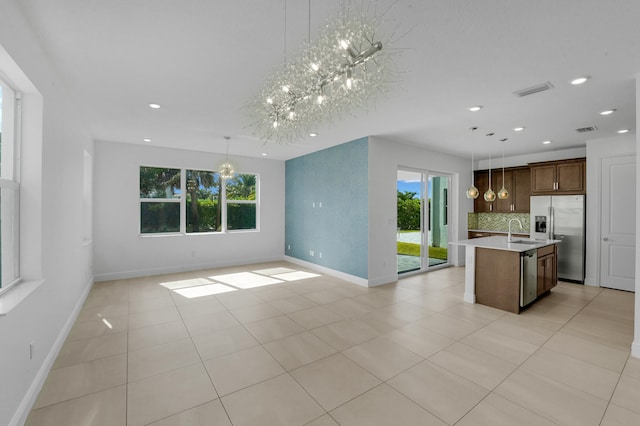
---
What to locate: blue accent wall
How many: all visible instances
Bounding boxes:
[285,137,369,279]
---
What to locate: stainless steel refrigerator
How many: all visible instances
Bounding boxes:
[530,195,585,283]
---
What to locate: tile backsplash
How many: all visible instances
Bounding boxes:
[468,212,530,233]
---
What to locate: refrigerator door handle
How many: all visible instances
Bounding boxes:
[548,206,553,239]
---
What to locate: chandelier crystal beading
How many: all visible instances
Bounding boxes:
[250,1,394,143]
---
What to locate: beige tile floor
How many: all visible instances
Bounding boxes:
[26,262,639,426]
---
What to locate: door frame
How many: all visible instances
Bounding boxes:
[397,167,453,276]
[599,155,636,291]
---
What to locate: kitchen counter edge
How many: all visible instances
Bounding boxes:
[453,236,561,252]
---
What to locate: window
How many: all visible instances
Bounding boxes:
[186,169,220,233]
[226,174,257,230]
[140,166,258,234]
[0,78,21,292]
[140,167,181,234]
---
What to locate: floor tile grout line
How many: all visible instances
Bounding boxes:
[31,266,633,426]
[403,285,594,426]
[447,285,619,426]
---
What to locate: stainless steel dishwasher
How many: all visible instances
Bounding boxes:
[520,249,537,307]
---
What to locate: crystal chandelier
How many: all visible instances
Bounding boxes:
[250,0,393,143]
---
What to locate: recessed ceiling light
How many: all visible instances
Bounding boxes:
[468,105,483,112]
[617,129,630,134]
[570,76,590,85]
[542,140,552,145]
[513,127,525,132]
[261,152,268,156]
[148,103,161,109]
[309,132,318,137]
[143,138,152,142]
[600,109,616,115]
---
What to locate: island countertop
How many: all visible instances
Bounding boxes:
[454,235,561,252]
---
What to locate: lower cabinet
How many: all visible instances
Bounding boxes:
[537,245,557,296]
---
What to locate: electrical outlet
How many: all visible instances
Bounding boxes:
[319,252,322,258]
[29,342,34,360]
[309,250,314,256]
[319,202,322,208]
[312,202,315,208]
[287,244,291,250]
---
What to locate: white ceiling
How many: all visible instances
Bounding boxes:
[16,0,640,161]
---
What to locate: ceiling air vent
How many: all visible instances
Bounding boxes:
[576,126,598,133]
[513,81,554,98]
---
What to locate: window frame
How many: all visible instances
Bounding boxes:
[0,76,22,295]
[223,173,259,232]
[139,165,259,236]
[139,166,183,235]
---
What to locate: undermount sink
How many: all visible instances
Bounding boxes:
[509,239,539,245]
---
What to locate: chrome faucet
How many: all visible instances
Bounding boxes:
[508,218,523,242]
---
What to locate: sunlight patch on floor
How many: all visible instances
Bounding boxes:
[159,277,215,290]
[209,272,283,289]
[173,283,237,298]
[271,271,321,281]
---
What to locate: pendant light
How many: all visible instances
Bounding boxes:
[484,153,496,202]
[466,152,479,199]
[497,141,509,199]
[218,136,235,180]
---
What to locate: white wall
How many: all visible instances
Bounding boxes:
[477,147,587,170]
[585,134,636,287]
[0,1,94,424]
[93,141,285,281]
[368,137,473,285]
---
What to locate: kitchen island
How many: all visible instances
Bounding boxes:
[454,236,560,313]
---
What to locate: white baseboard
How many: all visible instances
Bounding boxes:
[463,293,476,304]
[10,277,94,426]
[583,276,599,287]
[94,255,284,282]
[283,255,376,287]
[632,340,640,359]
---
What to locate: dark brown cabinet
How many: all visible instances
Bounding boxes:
[473,171,493,212]
[474,166,531,213]
[530,158,585,195]
[494,167,531,212]
[537,245,557,296]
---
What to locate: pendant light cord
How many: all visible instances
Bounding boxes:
[284,0,287,67]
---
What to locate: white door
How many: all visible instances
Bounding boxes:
[600,155,636,291]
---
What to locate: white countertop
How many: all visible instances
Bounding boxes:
[454,236,561,252]
[468,229,530,235]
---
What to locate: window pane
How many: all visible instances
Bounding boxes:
[226,174,256,201]
[0,82,16,181]
[141,202,180,233]
[186,170,221,233]
[0,186,20,286]
[227,203,256,230]
[140,167,181,199]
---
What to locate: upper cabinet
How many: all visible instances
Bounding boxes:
[530,158,585,195]
[473,171,493,212]
[474,166,530,213]
[494,167,531,212]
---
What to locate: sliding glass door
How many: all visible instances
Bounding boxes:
[397,169,450,274]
